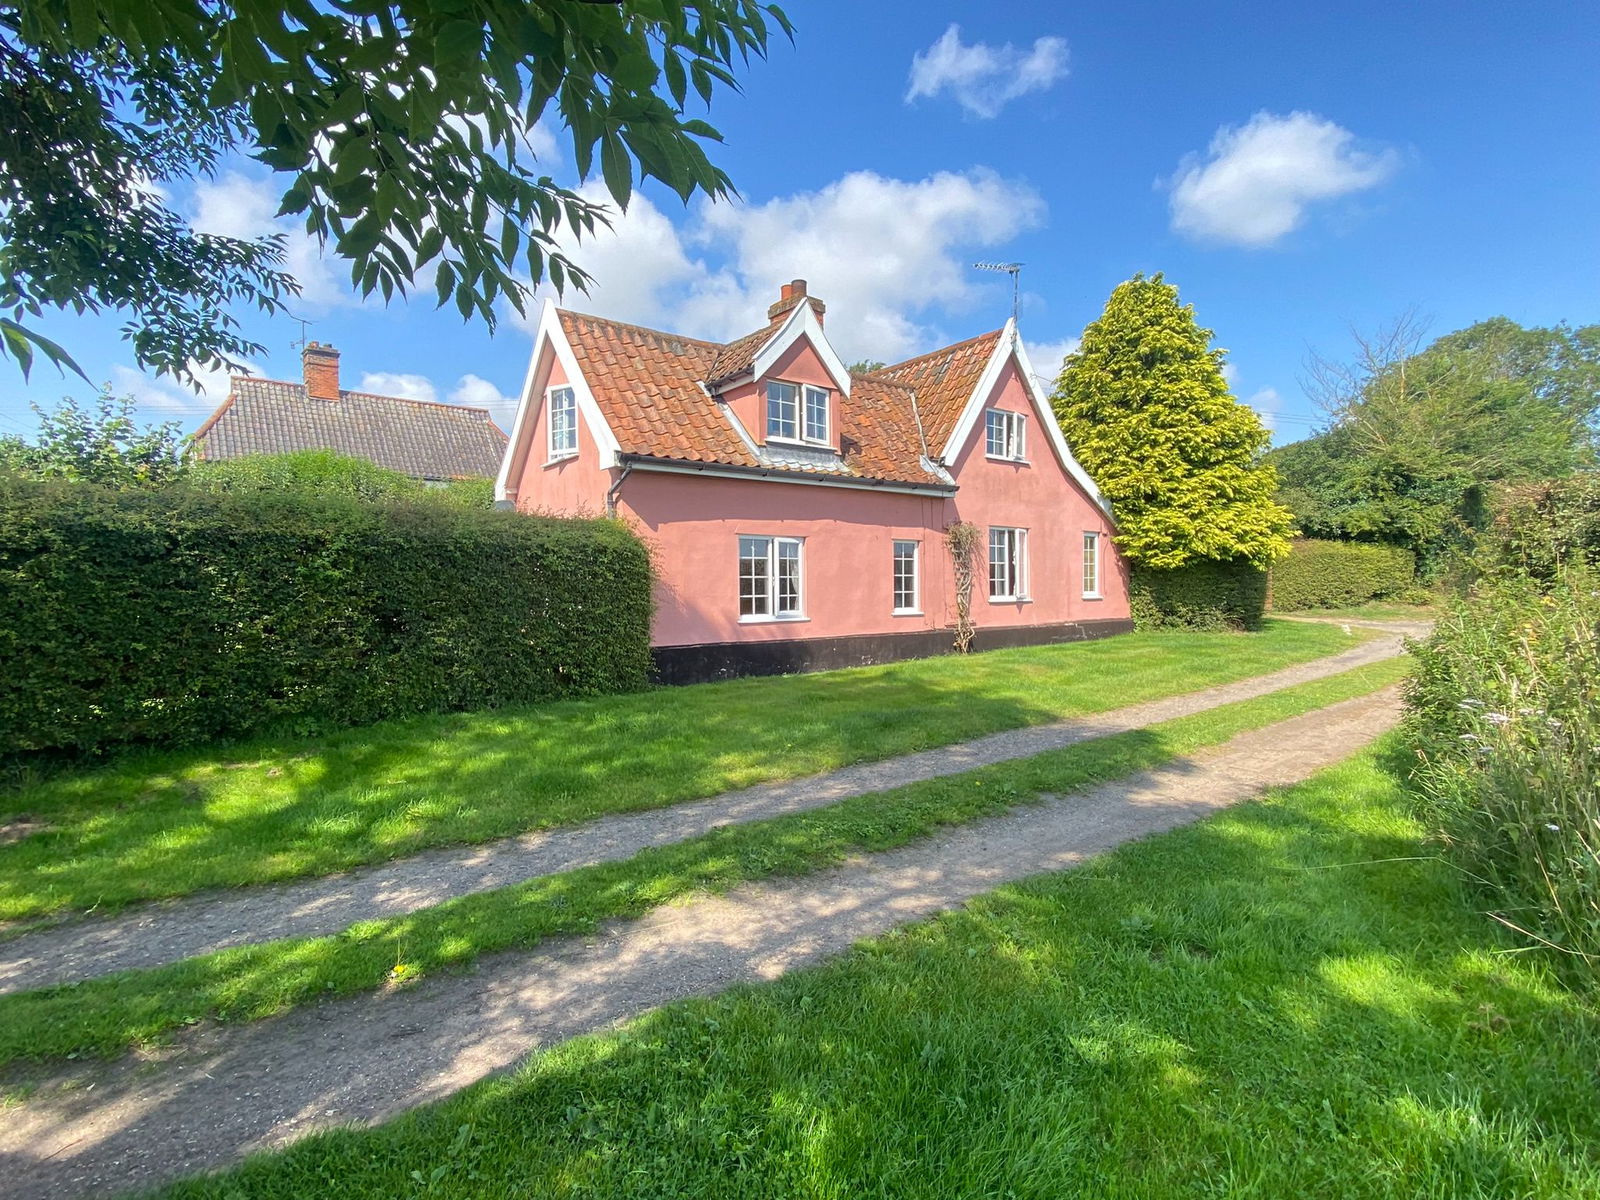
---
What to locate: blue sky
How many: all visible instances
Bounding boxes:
[3,0,1596,446]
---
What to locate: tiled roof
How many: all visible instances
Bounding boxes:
[705,323,776,386]
[872,328,1004,453]
[192,378,507,480]
[556,309,957,489]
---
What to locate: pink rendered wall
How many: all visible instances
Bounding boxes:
[946,360,1130,625]
[718,335,841,451]
[618,471,954,647]
[506,354,608,515]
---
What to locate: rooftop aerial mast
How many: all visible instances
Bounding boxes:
[972,261,1023,325]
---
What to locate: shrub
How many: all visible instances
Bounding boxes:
[1404,569,1600,979]
[1268,538,1416,611]
[1129,559,1267,631]
[1479,474,1600,583]
[190,449,427,502]
[0,476,653,759]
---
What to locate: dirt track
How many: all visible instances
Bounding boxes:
[1,686,1403,1200]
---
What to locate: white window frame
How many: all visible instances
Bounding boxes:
[767,380,830,445]
[984,408,1026,462]
[1082,530,1101,599]
[738,535,805,621]
[892,539,921,615]
[803,385,829,443]
[547,385,578,460]
[988,526,1029,602]
[766,381,798,441]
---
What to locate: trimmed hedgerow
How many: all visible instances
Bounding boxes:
[1268,538,1415,612]
[0,475,652,759]
[1129,559,1267,631]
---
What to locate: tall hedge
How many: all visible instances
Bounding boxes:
[1129,559,1267,631]
[1268,538,1416,611]
[0,476,653,758]
[1479,474,1600,582]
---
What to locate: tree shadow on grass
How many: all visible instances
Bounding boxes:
[7,737,1593,1199]
[0,623,1360,922]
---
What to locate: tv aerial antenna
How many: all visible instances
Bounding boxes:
[973,261,1023,325]
[288,313,315,353]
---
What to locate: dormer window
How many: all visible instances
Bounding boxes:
[767,381,829,443]
[985,409,1025,461]
[548,386,578,459]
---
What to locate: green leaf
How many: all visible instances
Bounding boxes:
[600,133,631,208]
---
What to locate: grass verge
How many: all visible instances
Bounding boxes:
[151,734,1600,1198]
[0,658,1406,1069]
[0,620,1363,922]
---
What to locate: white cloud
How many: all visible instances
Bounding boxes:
[110,358,254,422]
[357,371,437,404]
[189,172,353,308]
[906,24,1069,119]
[518,169,1046,364]
[449,373,519,429]
[1245,385,1282,432]
[353,370,518,430]
[1166,112,1399,248]
[1022,336,1080,386]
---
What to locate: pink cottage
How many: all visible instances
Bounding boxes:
[497,280,1131,682]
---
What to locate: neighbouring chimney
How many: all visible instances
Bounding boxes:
[767,278,826,327]
[302,341,341,401]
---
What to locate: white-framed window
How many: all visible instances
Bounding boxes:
[547,386,578,459]
[767,382,798,440]
[985,409,1026,461]
[1082,531,1101,598]
[892,539,920,614]
[988,527,1029,601]
[739,535,804,619]
[766,381,830,443]
[804,385,829,442]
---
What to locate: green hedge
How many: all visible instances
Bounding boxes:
[1268,538,1416,611]
[0,476,653,758]
[1479,474,1600,582]
[1129,559,1267,631]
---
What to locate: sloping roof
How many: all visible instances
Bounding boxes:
[192,378,508,480]
[557,309,950,488]
[705,323,776,386]
[872,328,1004,452]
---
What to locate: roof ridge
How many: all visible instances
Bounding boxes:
[557,307,725,351]
[877,328,1004,376]
[231,375,498,419]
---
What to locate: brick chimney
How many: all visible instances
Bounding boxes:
[767,278,825,327]
[302,341,341,401]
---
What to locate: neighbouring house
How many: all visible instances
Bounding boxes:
[497,280,1131,682]
[192,342,508,481]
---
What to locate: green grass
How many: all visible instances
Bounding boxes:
[151,734,1600,1199]
[0,620,1362,923]
[0,659,1407,1068]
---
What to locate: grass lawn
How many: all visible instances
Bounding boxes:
[0,620,1363,922]
[152,735,1600,1200]
[0,658,1406,1067]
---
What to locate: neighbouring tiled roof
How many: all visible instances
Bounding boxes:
[872,328,1004,453]
[192,379,508,480]
[556,308,958,488]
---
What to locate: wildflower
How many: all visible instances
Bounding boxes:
[1483,712,1511,726]
[1459,699,1486,710]
[1547,824,1561,833]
